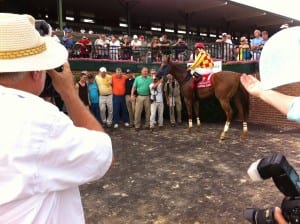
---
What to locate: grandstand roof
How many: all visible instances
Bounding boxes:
[3,0,300,36]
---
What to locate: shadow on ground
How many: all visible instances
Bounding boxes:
[80,121,300,224]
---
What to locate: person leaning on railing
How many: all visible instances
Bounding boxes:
[238,36,251,61]
[94,34,109,59]
[172,37,187,61]
[120,35,132,60]
[131,34,142,61]
[149,36,161,62]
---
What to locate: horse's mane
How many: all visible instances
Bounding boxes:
[169,61,186,73]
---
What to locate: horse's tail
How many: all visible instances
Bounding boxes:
[238,79,250,119]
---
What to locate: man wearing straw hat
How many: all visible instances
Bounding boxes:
[0,13,113,223]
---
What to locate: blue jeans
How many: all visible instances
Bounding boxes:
[90,103,101,122]
[113,95,129,124]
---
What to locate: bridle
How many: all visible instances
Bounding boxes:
[157,63,171,77]
[158,61,191,86]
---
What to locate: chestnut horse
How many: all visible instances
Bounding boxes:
[159,56,249,140]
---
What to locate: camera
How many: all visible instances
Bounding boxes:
[244,153,300,224]
[35,20,64,111]
[35,20,64,73]
[155,74,162,80]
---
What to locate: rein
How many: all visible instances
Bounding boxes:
[158,62,192,87]
[157,63,171,76]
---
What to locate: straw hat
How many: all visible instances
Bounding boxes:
[240,36,248,43]
[0,13,68,72]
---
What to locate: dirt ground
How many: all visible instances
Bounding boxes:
[80,121,300,224]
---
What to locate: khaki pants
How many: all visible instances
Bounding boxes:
[168,96,182,124]
[150,101,164,128]
[125,95,135,126]
[134,95,150,128]
[99,94,113,125]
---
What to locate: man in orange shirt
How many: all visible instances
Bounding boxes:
[112,68,130,128]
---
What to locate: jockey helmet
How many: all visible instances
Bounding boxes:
[195,42,205,49]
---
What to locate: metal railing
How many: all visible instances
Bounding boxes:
[67,42,258,63]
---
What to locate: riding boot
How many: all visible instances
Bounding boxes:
[193,72,202,83]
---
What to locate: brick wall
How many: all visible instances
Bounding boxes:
[248,78,300,127]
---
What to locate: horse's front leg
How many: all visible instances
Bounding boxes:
[193,101,201,127]
[219,99,233,140]
[220,121,230,140]
[184,98,193,131]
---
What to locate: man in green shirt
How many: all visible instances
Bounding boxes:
[131,67,152,130]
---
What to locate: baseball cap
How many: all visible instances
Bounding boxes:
[99,67,107,72]
[126,69,131,74]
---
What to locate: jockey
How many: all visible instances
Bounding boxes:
[188,42,214,83]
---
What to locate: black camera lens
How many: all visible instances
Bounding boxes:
[244,208,257,223]
[244,208,275,224]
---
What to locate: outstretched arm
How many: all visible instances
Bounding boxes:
[240,74,295,115]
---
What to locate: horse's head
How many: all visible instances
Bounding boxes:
[158,55,188,84]
[157,55,171,77]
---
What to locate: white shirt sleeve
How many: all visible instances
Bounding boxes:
[36,112,113,193]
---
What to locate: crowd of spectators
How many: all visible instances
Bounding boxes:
[58,27,270,63]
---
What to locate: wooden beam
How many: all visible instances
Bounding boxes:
[183,1,228,14]
[226,12,266,22]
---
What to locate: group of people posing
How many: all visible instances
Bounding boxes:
[76,66,183,131]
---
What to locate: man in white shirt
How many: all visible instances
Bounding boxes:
[149,71,164,130]
[0,13,113,224]
[131,34,142,61]
[109,35,121,60]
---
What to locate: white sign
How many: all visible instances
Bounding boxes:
[213,60,222,73]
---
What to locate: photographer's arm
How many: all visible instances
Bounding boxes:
[240,74,294,115]
[47,62,103,132]
[151,80,160,89]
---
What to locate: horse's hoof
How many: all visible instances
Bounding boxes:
[220,132,226,140]
[240,133,248,140]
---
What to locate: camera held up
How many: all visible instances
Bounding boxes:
[35,20,64,110]
[244,153,300,224]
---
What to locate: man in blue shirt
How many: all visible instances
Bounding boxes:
[62,29,74,56]
[250,29,263,60]
[87,74,101,122]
